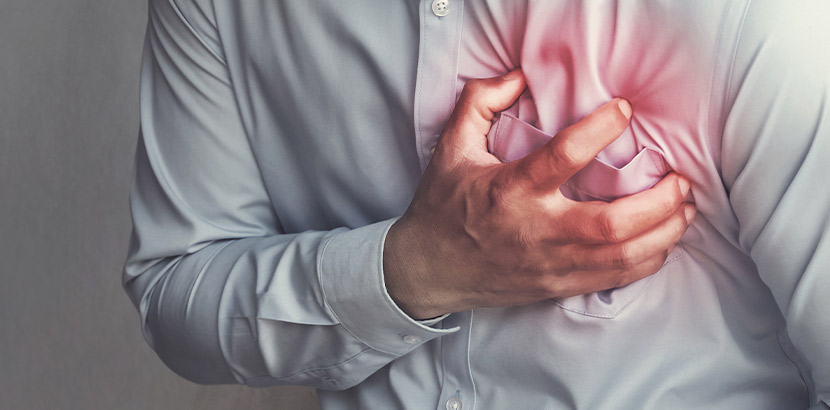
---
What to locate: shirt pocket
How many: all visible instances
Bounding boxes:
[487,112,686,318]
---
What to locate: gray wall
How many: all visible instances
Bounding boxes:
[0,1,319,408]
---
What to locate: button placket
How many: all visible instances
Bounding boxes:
[414,1,475,409]
[436,312,475,410]
[413,0,464,172]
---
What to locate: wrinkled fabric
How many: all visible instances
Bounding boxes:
[123,0,830,409]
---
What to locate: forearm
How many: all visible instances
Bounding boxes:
[126,219,453,390]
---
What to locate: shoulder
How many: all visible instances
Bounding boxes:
[728,0,830,96]
[718,0,830,189]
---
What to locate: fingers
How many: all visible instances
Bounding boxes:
[557,200,695,272]
[552,256,669,298]
[441,69,527,151]
[510,98,632,192]
[555,173,693,244]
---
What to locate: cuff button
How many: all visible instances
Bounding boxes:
[402,335,422,344]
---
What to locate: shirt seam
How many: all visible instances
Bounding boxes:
[467,309,477,410]
[777,328,814,404]
[706,0,753,171]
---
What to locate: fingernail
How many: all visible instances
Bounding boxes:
[684,203,697,225]
[503,68,522,81]
[677,176,691,197]
[617,99,632,119]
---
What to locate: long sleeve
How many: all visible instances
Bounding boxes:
[122,0,453,390]
[720,0,830,407]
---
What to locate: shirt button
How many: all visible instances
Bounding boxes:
[445,397,462,410]
[403,335,422,344]
[429,144,436,155]
[432,0,450,17]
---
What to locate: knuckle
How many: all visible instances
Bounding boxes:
[612,269,632,289]
[529,253,576,298]
[550,138,583,173]
[599,213,624,243]
[487,173,515,208]
[642,256,665,276]
[673,211,689,236]
[540,271,570,298]
[508,161,536,187]
[462,79,485,98]
[548,246,578,273]
[658,195,677,216]
[613,243,637,269]
[528,257,549,275]
[457,90,476,112]
[672,179,685,204]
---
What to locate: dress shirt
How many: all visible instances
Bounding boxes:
[123,0,830,409]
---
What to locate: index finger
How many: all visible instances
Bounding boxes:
[508,98,632,193]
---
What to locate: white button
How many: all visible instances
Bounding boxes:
[432,0,450,17]
[445,397,462,410]
[429,144,436,155]
[403,335,422,344]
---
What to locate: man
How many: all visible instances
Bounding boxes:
[123,0,830,408]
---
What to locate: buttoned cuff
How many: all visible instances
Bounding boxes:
[319,218,457,355]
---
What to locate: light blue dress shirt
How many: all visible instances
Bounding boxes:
[123,0,830,409]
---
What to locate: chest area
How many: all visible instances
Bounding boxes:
[459,0,723,170]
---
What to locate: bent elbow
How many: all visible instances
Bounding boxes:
[143,317,238,385]
[127,261,239,385]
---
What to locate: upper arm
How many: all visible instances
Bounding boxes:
[123,2,455,387]
[128,0,278,272]
[125,0,282,320]
[721,0,830,404]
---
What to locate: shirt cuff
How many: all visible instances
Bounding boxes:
[418,314,451,326]
[319,218,457,356]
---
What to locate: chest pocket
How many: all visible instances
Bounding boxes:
[487,112,686,318]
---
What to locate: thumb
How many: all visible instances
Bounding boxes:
[509,98,632,193]
[441,69,527,153]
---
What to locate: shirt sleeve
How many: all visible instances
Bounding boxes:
[122,0,455,390]
[720,0,830,407]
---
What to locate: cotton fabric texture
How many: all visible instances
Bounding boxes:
[123,1,830,409]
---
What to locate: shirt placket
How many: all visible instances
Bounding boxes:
[415,3,475,409]
[413,0,465,172]
[437,311,476,410]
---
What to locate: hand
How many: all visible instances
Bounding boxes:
[383,69,696,319]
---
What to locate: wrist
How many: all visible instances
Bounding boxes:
[382,218,443,320]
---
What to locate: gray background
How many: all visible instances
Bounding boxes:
[0,1,319,408]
